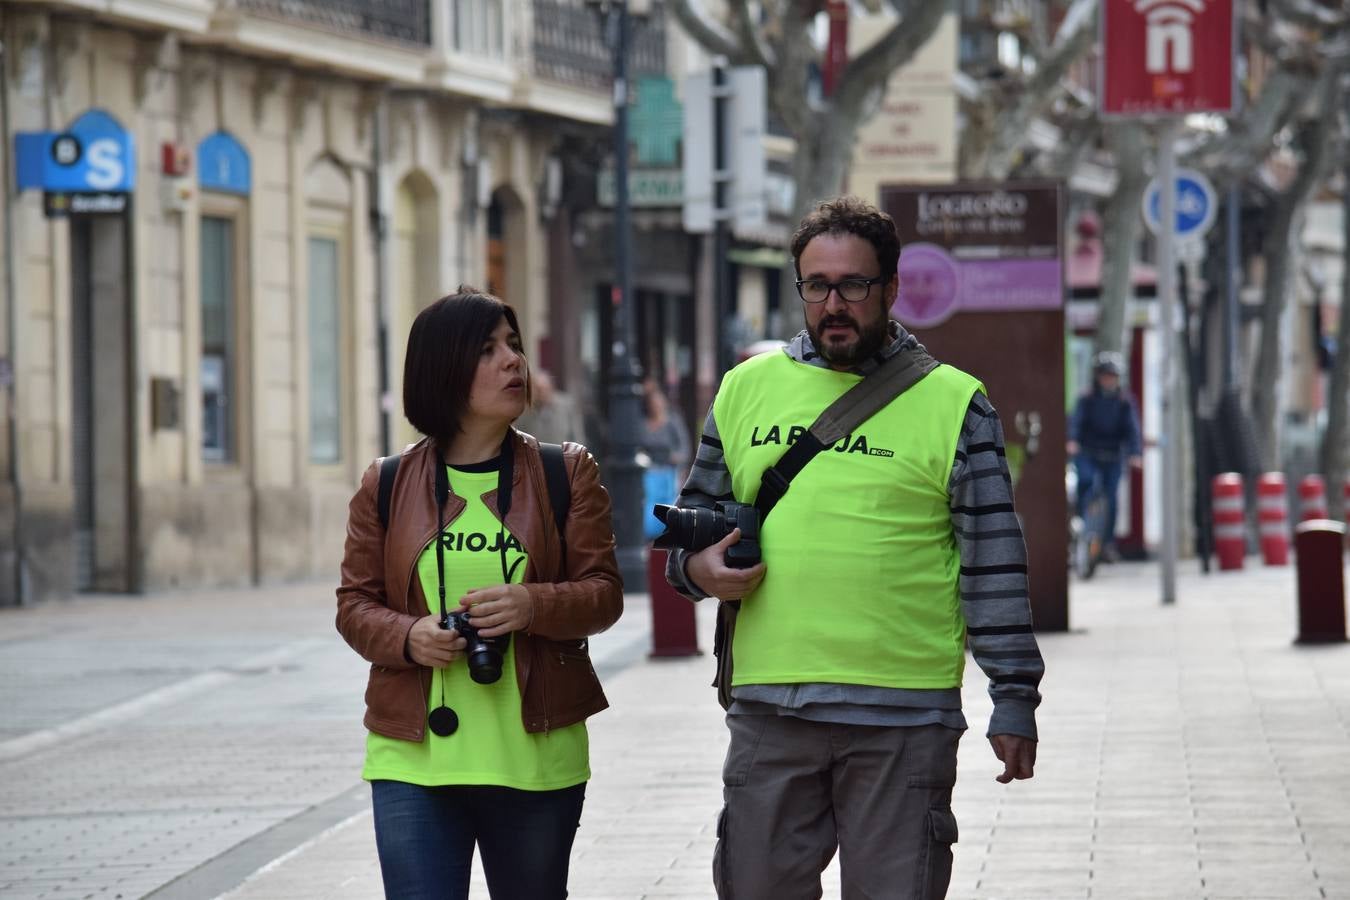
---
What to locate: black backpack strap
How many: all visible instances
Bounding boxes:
[538,442,571,557]
[377,453,401,531]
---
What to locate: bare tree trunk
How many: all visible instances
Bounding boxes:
[1096,123,1149,355]
[1251,73,1341,469]
[791,119,856,223]
[776,119,860,339]
[1251,204,1299,471]
[1323,162,1350,522]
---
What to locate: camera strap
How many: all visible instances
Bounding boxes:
[752,344,940,522]
[713,344,940,711]
[427,434,515,738]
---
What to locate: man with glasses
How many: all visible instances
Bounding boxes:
[665,196,1044,899]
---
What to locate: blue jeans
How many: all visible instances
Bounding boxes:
[371,780,586,900]
[1075,454,1123,547]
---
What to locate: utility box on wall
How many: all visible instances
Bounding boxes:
[150,377,180,431]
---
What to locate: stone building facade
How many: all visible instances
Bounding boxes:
[0,0,642,603]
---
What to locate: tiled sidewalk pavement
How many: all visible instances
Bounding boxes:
[218,559,1350,900]
[4,558,1349,900]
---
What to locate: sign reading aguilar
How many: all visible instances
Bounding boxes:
[882,183,1062,329]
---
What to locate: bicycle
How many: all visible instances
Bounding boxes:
[1070,458,1112,580]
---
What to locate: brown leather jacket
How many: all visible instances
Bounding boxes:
[336,431,623,741]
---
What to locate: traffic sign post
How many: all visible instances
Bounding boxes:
[1142,168,1217,241]
[1156,120,1181,605]
[1100,0,1236,605]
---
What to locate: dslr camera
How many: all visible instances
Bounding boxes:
[651,501,761,569]
[442,611,509,684]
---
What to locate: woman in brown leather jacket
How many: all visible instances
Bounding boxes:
[335,286,622,899]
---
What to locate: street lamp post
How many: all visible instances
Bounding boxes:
[590,0,647,588]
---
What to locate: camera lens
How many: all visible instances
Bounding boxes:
[466,646,504,684]
[652,505,728,553]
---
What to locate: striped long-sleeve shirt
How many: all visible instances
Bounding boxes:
[665,323,1044,739]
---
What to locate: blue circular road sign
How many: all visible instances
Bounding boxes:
[1143,169,1217,240]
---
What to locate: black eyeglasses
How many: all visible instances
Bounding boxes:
[795,276,888,304]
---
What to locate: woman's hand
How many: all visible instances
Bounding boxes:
[459,583,534,637]
[405,614,467,667]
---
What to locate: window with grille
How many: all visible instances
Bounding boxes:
[201,216,236,463]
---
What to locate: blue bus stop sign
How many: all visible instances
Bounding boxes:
[1142,168,1217,240]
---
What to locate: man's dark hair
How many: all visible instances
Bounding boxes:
[403,285,529,443]
[789,196,901,285]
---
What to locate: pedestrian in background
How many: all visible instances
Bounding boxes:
[1067,351,1144,561]
[515,368,588,446]
[640,376,690,539]
[336,286,623,900]
[665,196,1044,899]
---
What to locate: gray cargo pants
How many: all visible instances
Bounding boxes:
[713,715,960,900]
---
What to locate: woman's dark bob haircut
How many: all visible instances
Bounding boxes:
[403,285,529,443]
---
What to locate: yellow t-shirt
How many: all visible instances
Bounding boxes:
[362,464,589,790]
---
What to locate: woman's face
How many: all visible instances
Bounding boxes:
[465,317,528,427]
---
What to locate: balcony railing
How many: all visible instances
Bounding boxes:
[532,0,666,93]
[237,0,432,45]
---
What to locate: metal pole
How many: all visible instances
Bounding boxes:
[1157,119,1180,604]
[605,0,647,588]
[1223,184,1240,392]
[1,38,26,606]
[712,62,731,376]
[371,93,391,456]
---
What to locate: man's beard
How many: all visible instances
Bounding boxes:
[808,310,890,367]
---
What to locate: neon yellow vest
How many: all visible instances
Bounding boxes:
[715,351,983,690]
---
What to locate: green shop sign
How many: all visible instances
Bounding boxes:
[597,168,683,208]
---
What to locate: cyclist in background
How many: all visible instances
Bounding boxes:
[1067,352,1143,563]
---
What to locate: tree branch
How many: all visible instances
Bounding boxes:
[666,0,746,61]
[1270,0,1347,30]
[1184,66,1310,177]
[729,0,775,68]
[976,0,1097,177]
[829,0,950,126]
[1031,0,1098,97]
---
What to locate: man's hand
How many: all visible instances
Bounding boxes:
[460,583,533,637]
[990,734,1037,783]
[1066,440,1079,456]
[406,614,467,667]
[684,528,766,600]
[1128,454,1144,470]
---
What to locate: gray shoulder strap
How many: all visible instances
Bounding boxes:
[810,346,940,445]
[753,346,940,522]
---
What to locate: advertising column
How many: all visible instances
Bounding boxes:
[882,182,1068,631]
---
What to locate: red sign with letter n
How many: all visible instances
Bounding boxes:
[1100,0,1235,117]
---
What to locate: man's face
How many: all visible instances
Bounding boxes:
[799,232,895,369]
[1096,372,1120,393]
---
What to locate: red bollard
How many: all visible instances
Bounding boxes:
[647,548,701,657]
[1211,473,1245,570]
[1298,474,1328,522]
[1293,519,1347,644]
[1256,473,1289,566]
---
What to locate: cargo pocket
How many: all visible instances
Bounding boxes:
[917,806,958,900]
[712,805,730,897]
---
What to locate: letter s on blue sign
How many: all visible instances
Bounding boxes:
[84,138,125,191]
